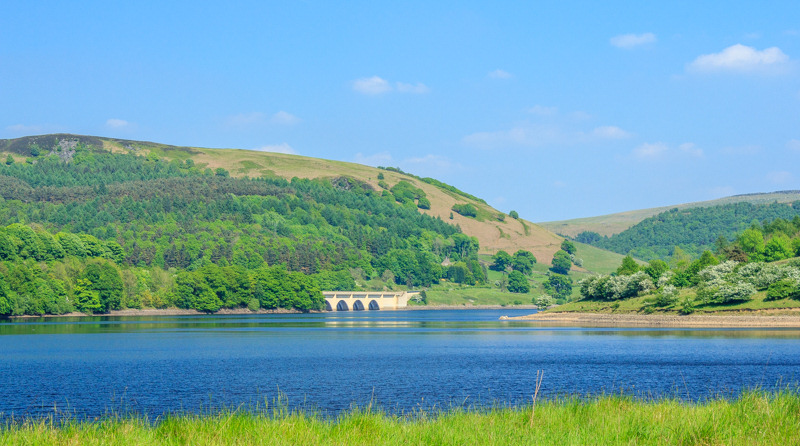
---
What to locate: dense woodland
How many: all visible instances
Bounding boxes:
[576,201,800,260]
[0,142,486,316]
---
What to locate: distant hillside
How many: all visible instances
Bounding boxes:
[580,201,800,261]
[0,134,575,265]
[540,191,800,238]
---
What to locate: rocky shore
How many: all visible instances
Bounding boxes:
[506,311,800,327]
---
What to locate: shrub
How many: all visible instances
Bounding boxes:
[534,295,554,308]
[507,270,530,293]
[713,283,756,303]
[451,203,478,218]
[678,297,696,315]
[654,285,678,307]
[766,279,798,301]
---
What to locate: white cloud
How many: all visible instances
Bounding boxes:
[687,44,790,73]
[403,154,458,171]
[633,142,702,160]
[352,76,429,95]
[106,118,130,129]
[225,112,267,128]
[766,170,793,184]
[743,32,761,40]
[721,145,761,155]
[354,151,393,167]
[610,33,656,49]
[633,142,670,159]
[352,76,392,95]
[708,186,736,198]
[527,105,558,116]
[271,111,300,125]
[253,143,296,154]
[463,122,632,149]
[395,82,430,94]
[5,123,44,134]
[488,69,513,79]
[592,126,631,139]
[679,142,704,157]
[787,139,800,152]
[224,111,301,128]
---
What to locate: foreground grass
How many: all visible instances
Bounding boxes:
[3,391,799,445]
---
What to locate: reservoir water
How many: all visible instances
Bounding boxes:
[1,309,799,420]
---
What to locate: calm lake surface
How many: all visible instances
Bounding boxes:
[1,309,799,419]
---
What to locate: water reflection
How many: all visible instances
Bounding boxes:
[1,309,798,420]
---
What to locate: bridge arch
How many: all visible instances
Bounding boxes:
[368,300,380,310]
[336,300,349,311]
[352,300,365,311]
[325,300,333,311]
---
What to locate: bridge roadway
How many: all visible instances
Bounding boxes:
[322,291,419,311]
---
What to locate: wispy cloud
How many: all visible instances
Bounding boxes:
[253,143,296,154]
[225,112,267,128]
[687,44,790,74]
[354,151,394,166]
[224,111,301,128]
[395,82,430,94]
[632,142,703,160]
[463,122,631,149]
[592,126,631,139]
[527,105,558,116]
[352,76,429,95]
[488,69,512,79]
[403,154,460,171]
[5,123,44,134]
[721,145,762,155]
[766,170,793,184]
[787,139,800,152]
[353,152,460,176]
[633,142,669,159]
[106,118,131,129]
[353,76,392,95]
[610,33,656,49]
[270,111,300,125]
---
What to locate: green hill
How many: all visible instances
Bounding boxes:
[576,201,800,261]
[0,134,629,315]
[540,191,800,238]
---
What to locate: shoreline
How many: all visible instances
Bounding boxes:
[7,304,539,320]
[508,311,800,327]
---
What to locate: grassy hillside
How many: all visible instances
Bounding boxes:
[1,134,573,268]
[540,191,800,238]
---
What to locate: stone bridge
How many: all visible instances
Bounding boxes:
[322,291,419,311]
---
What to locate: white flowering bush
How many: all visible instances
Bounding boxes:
[534,295,554,308]
[654,284,679,307]
[656,270,673,288]
[713,282,756,303]
[579,271,653,301]
[735,262,800,290]
[697,261,738,287]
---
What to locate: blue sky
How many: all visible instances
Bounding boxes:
[2,1,799,221]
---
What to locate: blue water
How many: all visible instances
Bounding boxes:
[1,309,799,419]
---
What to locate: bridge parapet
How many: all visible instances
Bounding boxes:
[322,291,419,311]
